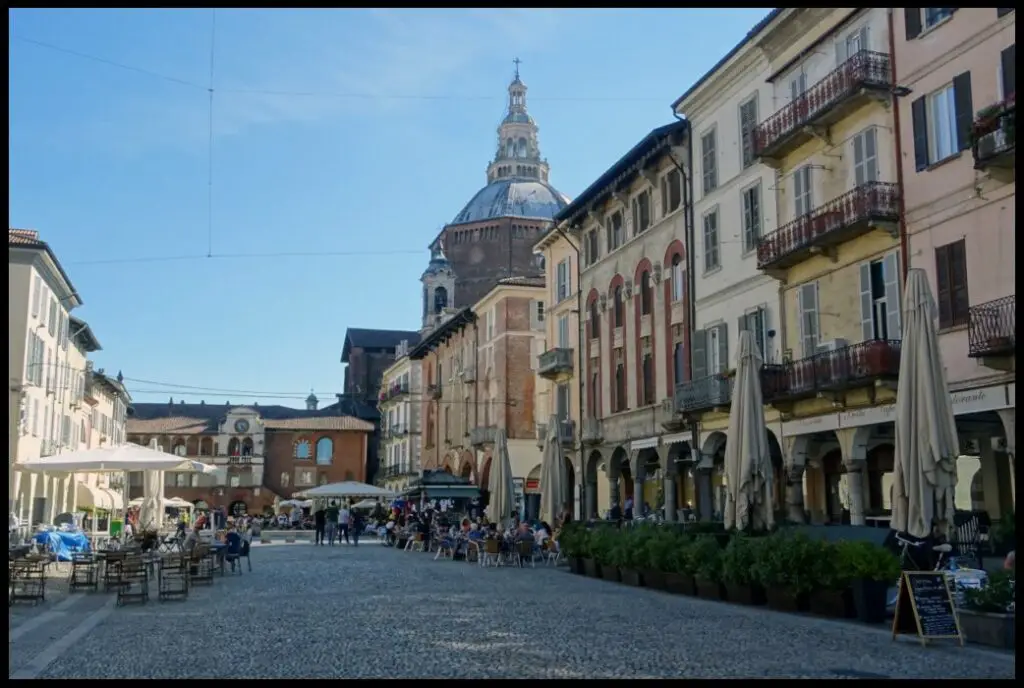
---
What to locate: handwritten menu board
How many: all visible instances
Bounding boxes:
[892,572,963,646]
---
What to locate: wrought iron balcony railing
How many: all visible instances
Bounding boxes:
[470,426,497,447]
[761,339,901,404]
[754,50,893,160]
[757,182,900,271]
[968,296,1015,358]
[972,98,1015,170]
[674,373,732,414]
[537,348,574,379]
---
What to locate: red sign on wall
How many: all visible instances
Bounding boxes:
[526,479,540,491]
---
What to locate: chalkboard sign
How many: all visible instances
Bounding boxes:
[891,572,963,646]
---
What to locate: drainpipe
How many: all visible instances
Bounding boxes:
[553,223,585,521]
[888,8,910,280]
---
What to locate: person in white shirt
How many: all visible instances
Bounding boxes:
[339,505,351,544]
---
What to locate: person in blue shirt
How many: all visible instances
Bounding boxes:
[224,527,243,573]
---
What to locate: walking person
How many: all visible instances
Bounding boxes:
[351,508,364,547]
[339,502,351,545]
[325,501,340,546]
[313,505,326,546]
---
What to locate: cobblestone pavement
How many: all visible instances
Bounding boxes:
[9,542,1016,679]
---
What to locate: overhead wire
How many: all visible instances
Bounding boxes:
[206,9,217,257]
[65,248,425,266]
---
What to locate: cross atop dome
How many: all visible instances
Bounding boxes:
[513,56,521,80]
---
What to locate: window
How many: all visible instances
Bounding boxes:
[605,211,624,252]
[588,300,600,339]
[556,259,571,302]
[487,309,495,340]
[555,383,570,420]
[852,128,879,186]
[32,400,39,436]
[701,130,718,194]
[613,352,627,413]
[316,437,333,464]
[742,183,762,253]
[661,168,682,216]
[910,8,955,34]
[702,209,720,272]
[585,229,599,265]
[671,255,684,302]
[1000,44,1015,100]
[174,443,186,456]
[738,308,768,360]
[31,276,41,318]
[641,349,654,406]
[911,73,972,170]
[296,469,315,487]
[294,439,311,459]
[588,371,599,416]
[739,96,759,168]
[691,324,728,380]
[631,190,651,235]
[613,285,624,329]
[707,325,724,374]
[790,70,808,101]
[433,286,448,315]
[860,252,901,341]
[640,271,652,315]
[798,282,821,357]
[673,342,685,386]
[793,166,813,217]
[935,239,969,329]
[997,8,1014,18]
[837,26,869,63]
[530,300,545,330]
[557,314,570,349]
[48,298,57,337]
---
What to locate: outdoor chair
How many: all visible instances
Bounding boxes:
[480,538,502,567]
[239,540,252,572]
[512,540,539,568]
[116,556,149,606]
[188,545,215,586]
[102,551,128,592]
[951,512,984,569]
[9,558,47,605]
[224,543,243,575]
[407,533,426,553]
[69,552,100,592]
[433,536,456,561]
[542,539,561,567]
[158,554,189,601]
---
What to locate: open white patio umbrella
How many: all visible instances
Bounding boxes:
[891,268,959,539]
[294,481,394,500]
[723,330,774,532]
[539,415,567,526]
[486,428,516,529]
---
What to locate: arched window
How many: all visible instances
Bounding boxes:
[174,443,186,457]
[674,342,685,386]
[506,138,514,157]
[228,438,240,456]
[613,285,624,328]
[517,137,528,157]
[589,301,600,338]
[422,285,429,318]
[640,270,653,315]
[589,371,599,416]
[281,472,290,488]
[294,439,311,460]
[671,254,685,302]
[241,438,254,456]
[614,362,626,413]
[316,437,333,465]
[642,353,654,406]
[433,286,448,314]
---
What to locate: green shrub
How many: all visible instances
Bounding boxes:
[751,531,819,595]
[691,535,723,583]
[963,568,1015,613]
[835,539,901,583]
[721,534,763,586]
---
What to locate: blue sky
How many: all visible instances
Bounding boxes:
[9,8,772,407]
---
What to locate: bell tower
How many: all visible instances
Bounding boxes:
[486,59,550,184]
[420,241,455,333]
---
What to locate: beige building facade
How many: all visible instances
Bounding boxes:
[377,341,423,494]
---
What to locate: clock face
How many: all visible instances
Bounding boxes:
[234,419,250,433]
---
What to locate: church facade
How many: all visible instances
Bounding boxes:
[420,67,569,332]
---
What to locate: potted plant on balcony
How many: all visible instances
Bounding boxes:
[721,534,767,606]
[807,540,855,618]
[664,535,698,596]
[752,531,815,612]
[838,539,901,624]
[958,568,1016,649]
[692,535,727,601]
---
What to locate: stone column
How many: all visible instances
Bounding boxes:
[696,463,714,522]
[585,478,598,520]
[663,472,677,523]
[608,473,620,511]
[836,428,868,526]
[786,463,806,524]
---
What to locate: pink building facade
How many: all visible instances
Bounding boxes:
[895,8,1015,519]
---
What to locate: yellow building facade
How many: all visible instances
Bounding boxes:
[753,8,903,526]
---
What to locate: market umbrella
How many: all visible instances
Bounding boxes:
[891,268,959,538]
[723,330,774,532]
[138,469,165,532]
[486,428,516,529]
[294,481,394,500]
[539,415,567,526]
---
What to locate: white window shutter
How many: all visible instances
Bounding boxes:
[860,262,875,341]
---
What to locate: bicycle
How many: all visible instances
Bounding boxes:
[889,532,987,609]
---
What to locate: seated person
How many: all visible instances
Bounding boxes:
[224,527,243,571]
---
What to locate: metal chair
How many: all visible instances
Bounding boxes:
[69,553,100,592]
[188,545,215,586]
[10,558,47,605]
[116,556,149,606]
[158,555,189,601]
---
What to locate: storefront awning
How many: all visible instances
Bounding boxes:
[76,482,118,511]
[402,485,481,500]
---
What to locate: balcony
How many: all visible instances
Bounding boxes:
[39,440,57,457]
[386,424,409,439]
[754,50,893,164]
[972,97,1015,181]
[537,348,574,380]
[756,182,900,274]
[558,420,576,448]
[675,373,732,415]
[470,426,497,447]
[761,339,901,408]
[378,381,410,403]
[427,384,442,400]
[968,296,1015,368]
[581,417,603,446]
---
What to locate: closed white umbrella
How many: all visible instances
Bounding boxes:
[539,415,567,526]
[723,330,774,532]
[138,470,165,531]
[892,269,959,538]
[486,428,516,529]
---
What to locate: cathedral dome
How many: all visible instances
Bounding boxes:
[451,178,569,225]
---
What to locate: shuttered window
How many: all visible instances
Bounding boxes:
[935,239,969,329]
[836,25,869,64]
[911,72,973,171]
[793,166,813,218]
[739,96,758,168]
[859,252,902,342]
[797,282,820,357]
[1001,44,1015,100]
[703,209,720,271]
[738,308,768,359]
[853,128,879,186]
[701,130,718,195]
[742,182,761,253]
[661,168,682,215]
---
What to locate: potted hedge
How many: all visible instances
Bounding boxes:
[692,535,726,601]
[989,512,1015,557]
[592,529,620,583]
[642,529,676,591]
[808,540,855,618]
[664,536,698,596]
[959,568,1015,649]
[559,523,587,575]
[752,531,815,612]
[617,529,648,587]
[838,539,900,624]
[584,527,613,579]
[721,534,766,606]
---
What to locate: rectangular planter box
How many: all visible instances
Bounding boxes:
[664,573,696,596]
[396,538,408,550]
[601,565,622,583]
[765,587,808,613]
[583,558,601,578]
[958,610,1015,650]
[724,582,766,606]
[620,569,644,587]
[569,558,585,575]
[696,578,726,602]
[809,588,855,619]
[643,571,666,591]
